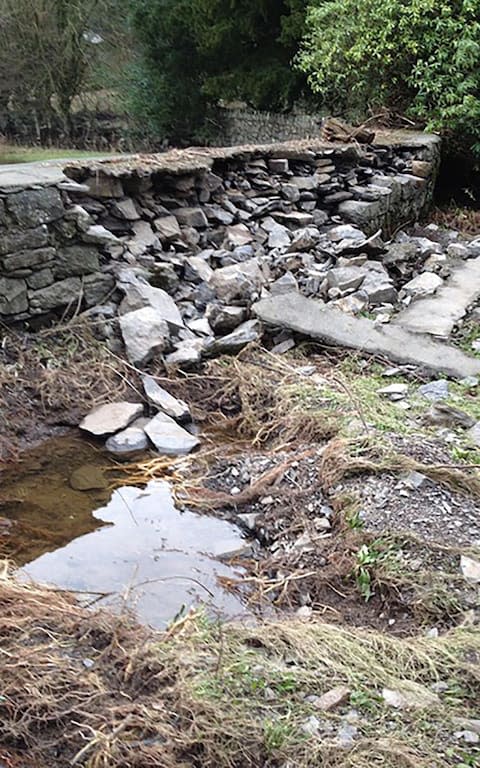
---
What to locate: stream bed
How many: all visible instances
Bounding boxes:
[0,436,249,627]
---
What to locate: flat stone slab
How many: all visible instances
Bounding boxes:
[142,375,190,422]
[253,294,480,379]
[80,402,144,436]
[0,162,67,192]
[145,412,200,455]
[394,257,480,338]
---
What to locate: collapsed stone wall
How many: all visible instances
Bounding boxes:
[0,132,440,329]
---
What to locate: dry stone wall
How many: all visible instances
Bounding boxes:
[0,132,440,326]
[216,107,321,145]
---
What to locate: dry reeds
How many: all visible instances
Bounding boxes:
[0,564,478,768]
[154,345,338,447]
[320,437,480,497]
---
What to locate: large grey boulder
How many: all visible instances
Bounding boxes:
[119,307,171,366]
[80,401,143,436]
[142,375,190,422]
[144,412,200,455]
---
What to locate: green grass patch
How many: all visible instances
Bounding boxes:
[452,318,480,359]
[0,143,115,164]
[284,357,429,437]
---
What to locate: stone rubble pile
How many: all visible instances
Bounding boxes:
[57,140,471,367]
[80,375,199,456]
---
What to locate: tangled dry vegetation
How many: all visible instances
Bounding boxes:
[115,345,480,512]
[429,206,480,236]
[0,564,479,768]
[0,319,140,460]
[153,345,339,447]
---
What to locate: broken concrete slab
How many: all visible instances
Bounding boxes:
[253,293,480,379]
[393,256,480,338]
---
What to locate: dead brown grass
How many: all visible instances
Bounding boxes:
[429,205,480,235]
[320,437,480,497]
[0,320,140,460]
[0,564,479,768]
[151,345,338,447]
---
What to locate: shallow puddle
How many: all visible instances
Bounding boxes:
[1,436,249,627]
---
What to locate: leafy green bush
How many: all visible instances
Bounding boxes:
[298,0,480,155]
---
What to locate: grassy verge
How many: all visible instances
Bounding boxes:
[0,143,115,164]
[0,567,478,768]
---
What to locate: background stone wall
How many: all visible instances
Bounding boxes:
[215,107,321,146]
[0,132,441,324]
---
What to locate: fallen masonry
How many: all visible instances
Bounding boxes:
[253,294,480,379]
[1,132,480,400]
[392,256,480,338]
